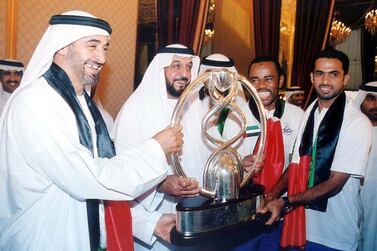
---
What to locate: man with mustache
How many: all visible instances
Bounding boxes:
[285,85,305,108]
[0,59,24,114]
[261,49,372,251]
[0,11,184,251]
[111,44,205,251]
[356,81,377,251]
[112,46,262,250]
[233,56,304,251]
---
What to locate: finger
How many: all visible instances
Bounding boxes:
[265,216,275,225]
[179,187,200,196]
[183,182,199,191]
[173,124,183,132]
[177,176,189,186]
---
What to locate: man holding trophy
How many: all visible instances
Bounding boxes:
[112,44,264,250]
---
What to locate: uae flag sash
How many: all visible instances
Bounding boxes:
[43,63,133,251]
[280,91,346,249]
[250,98,285,193]
[105,201,133,251]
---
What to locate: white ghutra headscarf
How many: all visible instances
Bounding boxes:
[354,81,377,108]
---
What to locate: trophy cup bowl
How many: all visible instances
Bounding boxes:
[170,69,267,246]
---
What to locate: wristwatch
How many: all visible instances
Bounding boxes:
[281,196,293,213]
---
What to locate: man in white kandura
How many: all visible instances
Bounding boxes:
[112,46,261,250]
[357,81,377,251]
[0,11,183,251]
[285,85,305,108]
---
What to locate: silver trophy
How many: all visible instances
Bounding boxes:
[170,69,267,243]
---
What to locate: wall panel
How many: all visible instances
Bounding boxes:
[2,0,139,117]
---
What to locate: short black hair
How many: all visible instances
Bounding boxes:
[248,55,282,77]
[313,49,350,74]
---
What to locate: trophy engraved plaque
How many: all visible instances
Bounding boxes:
[170,69,267,244]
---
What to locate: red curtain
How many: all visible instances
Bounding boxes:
[253,0,282,58]
[291,0,335,108]
[157,0,209,53]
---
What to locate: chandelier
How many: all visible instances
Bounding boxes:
[330,20,351,45]
[365,9,377,35]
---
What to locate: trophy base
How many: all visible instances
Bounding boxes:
[171,183,266,246]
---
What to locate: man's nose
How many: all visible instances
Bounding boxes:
[180,67,190,79]
[96,48,106,64]
[322,73,330,84]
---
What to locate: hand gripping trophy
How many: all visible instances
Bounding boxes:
[170,69,267,244]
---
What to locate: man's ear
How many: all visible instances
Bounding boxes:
[56,46,68,56]
[310,72,314,84]
[343,73,350,86]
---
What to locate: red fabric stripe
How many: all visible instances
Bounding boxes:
[253,119,285,192]
[105,201,134,251]
[280,155,311,249]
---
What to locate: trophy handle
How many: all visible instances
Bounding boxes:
[170,71,266,198]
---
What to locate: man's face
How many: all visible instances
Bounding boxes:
[360,93,377,125]
[248,61,283,110]
[310,58,349,106]
[66,35,109,87]
[289,92,304,106]
[0,70,22,93]
[164,55,193,98]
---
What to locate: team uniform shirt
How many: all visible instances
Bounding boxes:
[296,98,372,251]
[223,101,304,170]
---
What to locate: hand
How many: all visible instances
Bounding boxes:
[153,125,183,155]
[260,198,284,225]
[153,214,176,243]
[242,153,265,174]
[158,175,200,197]
[256,192,278,213]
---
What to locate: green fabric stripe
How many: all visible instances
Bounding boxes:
[217,107,230,136]
[246,125,260,131]
[308,138,317,188]
[244,132,260,137]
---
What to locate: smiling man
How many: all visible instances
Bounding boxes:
[0,11,183,251]
[0,59,24,114]
[112,44,207,251]
[232,56,304,251]
[262,49,372,251]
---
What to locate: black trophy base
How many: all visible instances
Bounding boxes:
[171,183,271,249]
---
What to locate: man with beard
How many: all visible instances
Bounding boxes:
[112,45,262,250]
[111,44,205,251]
[356,81,377,251]
[233,56,304,251]
[285,85,305,108]
[0,59,24,114]
[261,49,372,251]
[0,11,183,251]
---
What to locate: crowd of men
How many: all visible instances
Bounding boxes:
[0,10,376,251]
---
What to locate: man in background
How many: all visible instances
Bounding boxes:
[0,59,24,114]
[285,85,305,108]
[356,81,377,251]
